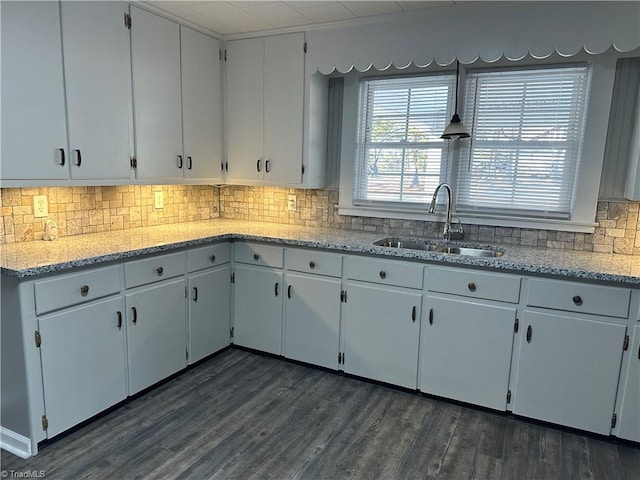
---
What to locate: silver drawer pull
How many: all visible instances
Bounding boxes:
[80,285,89,296]
[156,267,164,276]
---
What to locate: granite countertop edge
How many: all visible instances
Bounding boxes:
[2,219,640,287]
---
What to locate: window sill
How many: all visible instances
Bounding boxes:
[338,205,597,233]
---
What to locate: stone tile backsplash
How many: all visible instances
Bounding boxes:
[218,186,640,256]
[0,186,218,244]
[2,184,640,255]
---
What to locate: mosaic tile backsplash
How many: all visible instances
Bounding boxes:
[2,185,640,255]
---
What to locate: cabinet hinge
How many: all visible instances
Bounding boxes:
[231,272,235,284]
[338,352,344,364]
[340,290,347,303]
[506,389,512,404]
[304,41,307,53]
[186,349,189,361]
[341,353,345,364]
[41,415,48,431]
[301,164,305,175]
[230,327,234,338]
[514,318,519,334]
[224,49,227,61]
[130,156,137,170]
[611,413,617,429]
[185,286,188,298]
[219,49,222,61]
[623,334,629,351]
[34,331,41,348]
[124,13,131,30]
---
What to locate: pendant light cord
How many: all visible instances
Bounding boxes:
[454,60,460,114]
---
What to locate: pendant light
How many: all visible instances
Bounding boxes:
[441,60,470,140]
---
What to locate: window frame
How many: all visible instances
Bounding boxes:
[338,55,618,233]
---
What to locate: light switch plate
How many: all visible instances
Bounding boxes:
[154,191,164,209]
[288,194,297,211]
[33,195,48,218]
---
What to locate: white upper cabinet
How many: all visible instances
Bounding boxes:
[226,33,305,186]
[1,1,68,183]
[130,6,183,182]
[181,27,223,183]
[1,1,132,185]
[61,1,132,181]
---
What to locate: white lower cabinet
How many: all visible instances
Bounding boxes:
[342,282,421,389]
[233,264,283,355]
[126,278,187,394]
[420,296,516,410]
[38,296,127,438]
[613,324,640,443]
[188,265,231,364]
[284,272,341,369]
[513,310,627,435]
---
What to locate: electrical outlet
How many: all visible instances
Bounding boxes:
[287,194,297,211]
[154,191,164,209]
[33,195,48,218]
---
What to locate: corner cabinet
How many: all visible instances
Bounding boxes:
[1,1,132,185]
[283,250,342,370]
[225,33,306,186]
[232,243,284,355]
[614,325,640,442]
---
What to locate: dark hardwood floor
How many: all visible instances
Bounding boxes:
[2,349,638,479]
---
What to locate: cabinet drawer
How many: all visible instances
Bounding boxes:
[187,243,231,273]
[35,265,121,315]
[527,279,631,318]
[347,256,423,289]
[285,249,342,277]
[428,267,521,303]
[234,242,283,268]
[124,252,185,289]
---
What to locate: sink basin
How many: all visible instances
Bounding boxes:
[374,237,504,258]
[427,245,504,257]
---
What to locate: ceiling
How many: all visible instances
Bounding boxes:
[145,1,455,37]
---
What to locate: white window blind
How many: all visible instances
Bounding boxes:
[456,65,590,219]
[354,75,455,206]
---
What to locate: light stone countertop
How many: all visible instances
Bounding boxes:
[2,218,640,286]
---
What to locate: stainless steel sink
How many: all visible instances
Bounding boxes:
[374,237,504,257]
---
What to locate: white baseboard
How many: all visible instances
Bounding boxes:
[0,427,32,458]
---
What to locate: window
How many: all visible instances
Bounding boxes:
[353,74,455,207]
[456,65,590,219]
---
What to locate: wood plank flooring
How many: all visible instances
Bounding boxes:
[2,349,638,479]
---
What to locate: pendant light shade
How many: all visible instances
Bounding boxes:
[441,60,470,140]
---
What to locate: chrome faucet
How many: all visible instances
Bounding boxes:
[428,183,464,241]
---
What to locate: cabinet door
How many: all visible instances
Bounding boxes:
[615,325,640,442]
[343,282,421,389]
[420,296,515,410]
[514,311,627,435]
[1,1,68,182]
[225,37,264,184]
[233,265,282,355]
[284,273,341,370]
[38,297,127,438]
[126,279,187,394]
[263,33,304,185]
[61,1,131,180]
[188,266,231,364]
[181,27,223,182]
[130,6,183,181]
